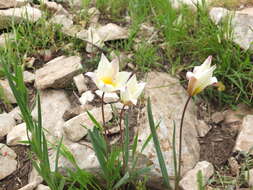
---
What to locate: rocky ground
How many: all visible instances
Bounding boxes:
[1,0,253,190]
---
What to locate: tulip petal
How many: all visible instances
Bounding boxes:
[115,72,131,89]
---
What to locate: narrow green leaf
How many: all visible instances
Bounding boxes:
[147,97,171,189]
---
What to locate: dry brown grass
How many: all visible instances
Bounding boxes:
[210,0,253,9]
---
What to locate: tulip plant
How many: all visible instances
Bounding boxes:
[148,56,218,190]
[86,53,149,189]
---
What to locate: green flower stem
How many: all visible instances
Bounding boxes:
[119,105,126,170]
[176,96,191,190]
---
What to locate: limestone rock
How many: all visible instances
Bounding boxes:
[63,104,93,121]
[32,89,71,142]
[36,184,50,190]
[0,79,16,103]
[7,123,30,146]
[210,7,253,50]
[0,5,42,29]
[209,7,229,24]
[248,168,253,187]
[88,7,100,25]
[50,14,73,29]
[179,161,214,190]
[35,56,83,89]
[97,23,128,42]
[63,105,112,142]
[196,120,211,137]
[79,90,95,105]
[0,112,16,137]
[8,106,22,124]
[138,72,200,180]
[43,1,70,16]
[0,0,27,9]
[0,144,17,180]
[95,90,119,103]
[28,167,43,184]
[0,33,14,47]
[211,112,224,124]
[234,115,253,153]
[172,0,212,9]
[73,74,88,94]
[23,71,35,84]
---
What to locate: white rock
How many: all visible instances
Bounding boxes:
[0,33,15,47]
[0,79,16,103]
[248,168,253,187]
[0,113,16,137]
[179,161,214,190]
[79,90,94,105]
[210,7,253,50]
[86,26,104,53]
[209,7,230,24]
[172,0,212,9]
[234,115,253,153]
[196,120,211,137]
[0,0,27,9]
[7,123,30,146]
[73,74,88,94]
[63,105,112,141]
[43,1,70,16]
[8,106,22,124]
[0,143,17,159]
[36,184,50,190]
[95,90,119,103]
[88,7,100,25]
[0,144,17,180]
[32,89,71,143]
[50,14,73,29]
[28,167,43,184]
[76,29,88,40]
[97,23,128,42]
[0,5,42,29]
[86,24,128,52]
[23,71,35,84]
[35,56,82,89]
[137,72,200,183]
[50,142,99,173]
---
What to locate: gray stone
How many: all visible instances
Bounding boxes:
[73,74,88,94]
[196,120,211,137]
[0,33,14,47]
[234,115,253,153]
[36,184,50,190]
[95,90,119,103]
[63,105,112,142]
[49,142,99,173]
[179,161,214,190]
[137,72,200,180]
[23,71,35,84]
[50,14,73,29]
[0,5,42,29]
[0,113,15,137]
[7,123,30,146]
[32,89,71,142]
[0,144,17,180]
[79,90,94,105]
[209,7,230,24]
[0,79,16,103]
[0,0,27,9]
[8,106,22,124]
[43,1,70,16]
[35,56,83,89]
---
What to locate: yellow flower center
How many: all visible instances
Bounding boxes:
[101,76,116,86]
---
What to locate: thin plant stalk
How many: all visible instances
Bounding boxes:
[119,105,126,170]
[176,96,191,189]
[101,92,109,148]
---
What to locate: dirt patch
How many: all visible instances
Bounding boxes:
[0,146,32,190]
[199,124,236,166]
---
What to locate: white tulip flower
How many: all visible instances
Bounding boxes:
[86,54,131,93]
[120,75,146,105]
[186,56,217,96]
